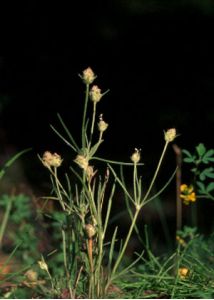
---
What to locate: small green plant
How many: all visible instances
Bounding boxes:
[37,67,177,298]
[0,148,35,296]
[182,143,214,201]
[0,194,39,265]
[0,149,31,251]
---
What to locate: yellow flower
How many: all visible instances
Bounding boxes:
[180,184,196,205]
[178,267,189,279]
[176,235,186,247]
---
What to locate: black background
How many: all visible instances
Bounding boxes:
[1,1,214,152]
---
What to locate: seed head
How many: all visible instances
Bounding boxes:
[38,260,48,272]
[25,270,38,282]
[85,224,96,238]
[90,85,103,103]
[131,148,141,164]
[86,165,97,182]
[98,120,108,133]
[42,151,63,168]
[81,67,96,85]
[164,128,176,142]
[74,154,89,170]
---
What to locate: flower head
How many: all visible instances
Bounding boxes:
[90,85,103,103]
[25,269,38,282]
[38,260,48,272]
[180,184,196,205]
[98,114,108,133]
[42,151,63,168]
[74,154,89,171]
[81,67,96,85]
[85,224,96,238]
[164,128,176,142]
[131,148,141,164]
[86,165,97,182]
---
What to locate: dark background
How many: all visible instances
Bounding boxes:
[0,1,214,249]
[1,1,214,152]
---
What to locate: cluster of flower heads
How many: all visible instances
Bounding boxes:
[180,184,196,205]
[81,67,103,102]
[40,67,178,184]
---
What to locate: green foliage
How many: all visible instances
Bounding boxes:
[121,228,214,299]
[0,194,38,265]
[182,143,214,201]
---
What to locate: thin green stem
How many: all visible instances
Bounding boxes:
[95,228,104,297]
[88,102,97,150]
[143,141,169,202]
[110,206,140,279]
[62,229,73,297]
[82,84,90,149]
[0,196,13,249]
[54,167,66,211]
[133,163,138,204]
[87,182,98,222]
[92,156,144,166]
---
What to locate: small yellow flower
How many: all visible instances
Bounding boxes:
[42,151,63,168]
[180,184,196,205]
[176,235,186,247]
[81,67,96,84]
[164,128,176,142]
[131,148,141,164]
[178,267,189,279]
